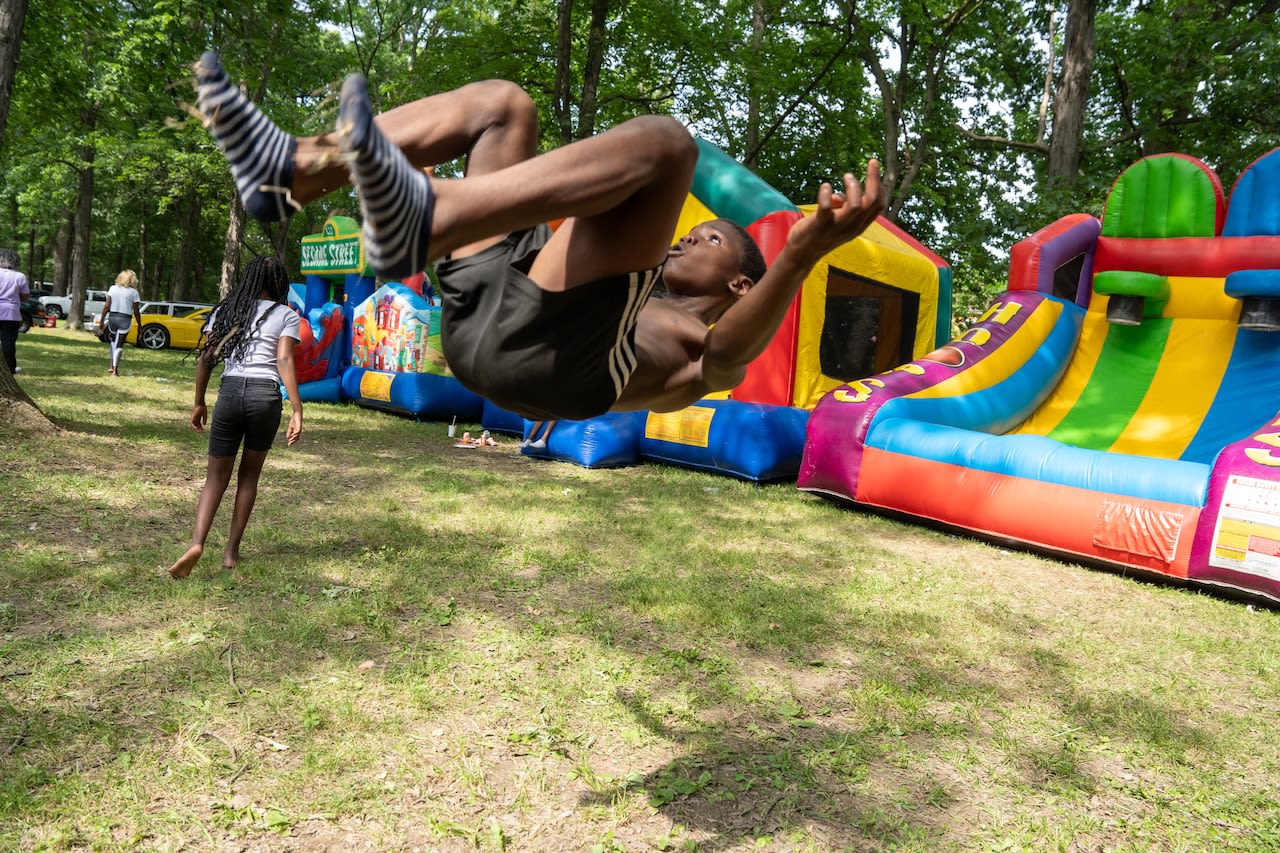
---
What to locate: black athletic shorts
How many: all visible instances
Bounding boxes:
[208,376,283,457]
[436,225,662,421]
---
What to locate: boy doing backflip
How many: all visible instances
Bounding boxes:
[195,53,884,420]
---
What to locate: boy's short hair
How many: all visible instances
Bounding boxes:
[716,219,767,285]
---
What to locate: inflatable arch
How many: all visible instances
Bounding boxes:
[799,147,1280,603]
[518,138,952,480]
[290,215,375,403]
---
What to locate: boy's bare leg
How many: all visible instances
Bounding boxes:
[293,79,540,232]
[196,52,536,228]
[338,74,696,288]
[197,52,695,288]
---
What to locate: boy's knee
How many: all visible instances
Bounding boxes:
[475,80,537,130]
[630,115,697,172]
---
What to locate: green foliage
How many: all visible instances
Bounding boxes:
[1,0,1275,309]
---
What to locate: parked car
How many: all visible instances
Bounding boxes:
[127,306,212,350]
[90,300,214,339]
[40,289,108,320]
[140,300,215,317]
[18,296,48,333]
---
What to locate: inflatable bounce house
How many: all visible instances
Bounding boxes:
[341,280,483,420]
[288,281,346,403]
[292,215,483,421]
[799,147,1280,604]
[508,138,952,480]
[291,215,372,403]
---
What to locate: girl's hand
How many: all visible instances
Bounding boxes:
[286,411,303,446]
[191,403,208,431]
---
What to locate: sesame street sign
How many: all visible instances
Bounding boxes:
[300,216,368,276]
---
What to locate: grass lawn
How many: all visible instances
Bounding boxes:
[2,327,1279,852]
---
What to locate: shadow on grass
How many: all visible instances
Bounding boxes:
[0,331,1239,850]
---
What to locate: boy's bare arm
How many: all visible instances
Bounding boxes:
[700,162,883,390]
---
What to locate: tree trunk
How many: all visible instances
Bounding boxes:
[68,118,97,331]
[219,193,246,298]
[52,210,71,296]
[1047,0,1097,183]
[172,197,197,301]
[744,0,765,169]
[576,0,609,140]
[0,0,27,147]
[0,359,52,432]
[138,205,151,300]
[552,0,574,145]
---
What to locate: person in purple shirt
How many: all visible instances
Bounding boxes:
[0,248,30,375]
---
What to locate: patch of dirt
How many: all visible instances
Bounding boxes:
[0,395,58,434]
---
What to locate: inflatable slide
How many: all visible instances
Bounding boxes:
[799,148,1280,603]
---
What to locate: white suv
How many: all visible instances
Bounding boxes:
[139,300,215,317]
[41,289,108,320]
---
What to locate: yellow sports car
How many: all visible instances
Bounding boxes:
[127,307,212,350]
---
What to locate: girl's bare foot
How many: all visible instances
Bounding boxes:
[223,549,241,570]
[168,544,203,579]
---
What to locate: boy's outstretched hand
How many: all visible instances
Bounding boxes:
[785,161,884,265]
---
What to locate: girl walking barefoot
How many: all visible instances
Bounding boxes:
[169,257,303,579]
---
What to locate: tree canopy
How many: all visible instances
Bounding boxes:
[2,0,1277,325]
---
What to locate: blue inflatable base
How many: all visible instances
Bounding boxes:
[341,367,484,421]
[295,376,345,404]
[521,412,645,468]
[638,401,810,482]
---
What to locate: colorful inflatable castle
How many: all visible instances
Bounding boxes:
[800,147,1280,604]
[293,214,483,421]
[341,281,483,420]
[511,138,952,480]
[291,215,372,403]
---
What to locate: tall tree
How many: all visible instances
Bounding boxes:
[1047,0,1097,183]
[0,0,26,145]
[0,0,41,425]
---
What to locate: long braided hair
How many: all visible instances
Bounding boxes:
[198,256,289,366]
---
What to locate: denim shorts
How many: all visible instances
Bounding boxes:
[208,376,282,457]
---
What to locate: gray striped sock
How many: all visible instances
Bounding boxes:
[337,74,435,280]
[195,52,298,223]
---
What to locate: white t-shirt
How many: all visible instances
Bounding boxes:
[105,284,141,317]
[217,300,302,380]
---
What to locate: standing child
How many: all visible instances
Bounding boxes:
[169,257,303,579]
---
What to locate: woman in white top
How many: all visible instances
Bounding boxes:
[169,257,302,579]
[102,269,143,376]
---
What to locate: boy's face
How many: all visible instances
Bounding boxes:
[663,219,750,300]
